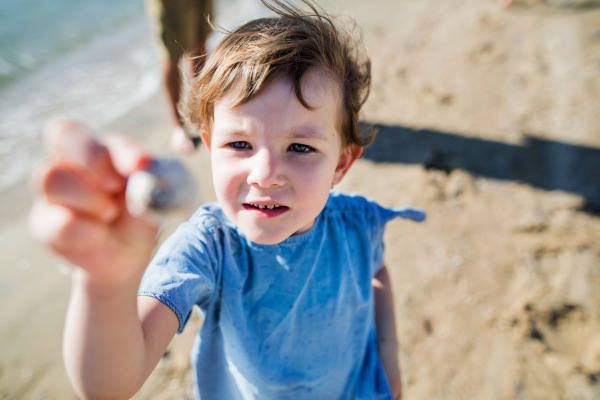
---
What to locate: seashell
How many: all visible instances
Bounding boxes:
[126,158,197,221]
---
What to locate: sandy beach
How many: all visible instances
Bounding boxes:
[1,0,600,398]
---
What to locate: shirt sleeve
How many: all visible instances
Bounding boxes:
[367,199,426,277]
[138,217,222,333]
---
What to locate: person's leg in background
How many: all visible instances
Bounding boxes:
[146,0,212,154]
[163,55,195,154]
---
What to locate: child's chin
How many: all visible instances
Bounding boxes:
[242,228,290,245]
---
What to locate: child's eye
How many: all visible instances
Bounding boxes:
[229,141,251,150]
[289,143,315,153]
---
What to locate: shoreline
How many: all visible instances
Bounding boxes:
[0,19,162,201]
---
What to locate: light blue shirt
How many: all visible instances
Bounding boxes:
[138,191,425,400]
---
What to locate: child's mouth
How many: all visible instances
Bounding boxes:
[246,203,285,210]
[243,203,289,218]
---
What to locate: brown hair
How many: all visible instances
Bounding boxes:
[181,0,375,148]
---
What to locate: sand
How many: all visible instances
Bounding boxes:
[1,0,599,398]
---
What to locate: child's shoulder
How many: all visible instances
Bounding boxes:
[326,190,371,209]
[325,190,426,223]
[324,191,380,221]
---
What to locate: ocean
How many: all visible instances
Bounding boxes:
[0,0,161,195]
[0,0,281,196]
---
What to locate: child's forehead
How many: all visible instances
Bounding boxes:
[218,71,341,112]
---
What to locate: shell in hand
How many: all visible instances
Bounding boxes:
[126,158,197,220]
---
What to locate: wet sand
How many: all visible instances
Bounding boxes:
[1,0,599,398]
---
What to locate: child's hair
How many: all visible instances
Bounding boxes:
[181,0,375,148]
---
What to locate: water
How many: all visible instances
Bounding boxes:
[0,0,158,194]
[0,0,282,196]
[0,0,144,89]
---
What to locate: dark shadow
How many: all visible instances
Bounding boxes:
[361,123,600,213]
[509,0,600,11]
[551,1,600,10]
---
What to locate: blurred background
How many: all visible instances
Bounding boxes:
[0,0,599,399]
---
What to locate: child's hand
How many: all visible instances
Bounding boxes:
[29,120,159,286]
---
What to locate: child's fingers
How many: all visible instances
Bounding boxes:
[44,120,124,193]
[29,200,109,255]
[103,133,152,177]
[39,163,121,222]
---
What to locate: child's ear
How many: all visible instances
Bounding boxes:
[201,130,211,152]
[333,144,362,186]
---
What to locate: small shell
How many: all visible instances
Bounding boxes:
[126,158,197,220]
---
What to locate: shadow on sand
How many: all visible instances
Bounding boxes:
[362,123,600,213]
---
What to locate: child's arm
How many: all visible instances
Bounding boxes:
[63,276,179,399]
[29,120,179,399]
[373,265,402,400]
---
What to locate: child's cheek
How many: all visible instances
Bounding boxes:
[212,154,245,207]
[292,156,335,210]
[292,155,336,190]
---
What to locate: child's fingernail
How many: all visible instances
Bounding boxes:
[135,156,153,171]
[103,177,123,192]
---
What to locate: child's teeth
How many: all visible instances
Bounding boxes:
[250,204,282,209]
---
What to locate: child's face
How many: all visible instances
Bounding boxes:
[203,73,358,245]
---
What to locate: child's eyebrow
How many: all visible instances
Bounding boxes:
[219,127,330,141]
[221,129,252,138]
[284,128,329,141]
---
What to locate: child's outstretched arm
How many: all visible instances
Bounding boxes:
[29,120,180,399]
[373,265,402,400]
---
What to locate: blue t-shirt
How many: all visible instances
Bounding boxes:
[138,191,425,400]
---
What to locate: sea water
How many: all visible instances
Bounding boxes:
[0,0,281,197]
[0,0,159,195]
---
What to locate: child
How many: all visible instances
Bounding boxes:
[29,1,425,399]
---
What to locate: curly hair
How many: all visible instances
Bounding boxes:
[181,0,374,148]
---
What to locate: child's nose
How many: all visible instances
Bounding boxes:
[246,149,285,188]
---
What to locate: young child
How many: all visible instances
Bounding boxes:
[29,1,424,399]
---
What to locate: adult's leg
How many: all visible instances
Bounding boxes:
[188,41,208,75]
[163,58,183,128]
[163,57,196,155]
[168,39,208,154]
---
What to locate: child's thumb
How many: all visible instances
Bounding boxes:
[103,133,153,177]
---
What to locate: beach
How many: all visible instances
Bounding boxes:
[1,0,600,399]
